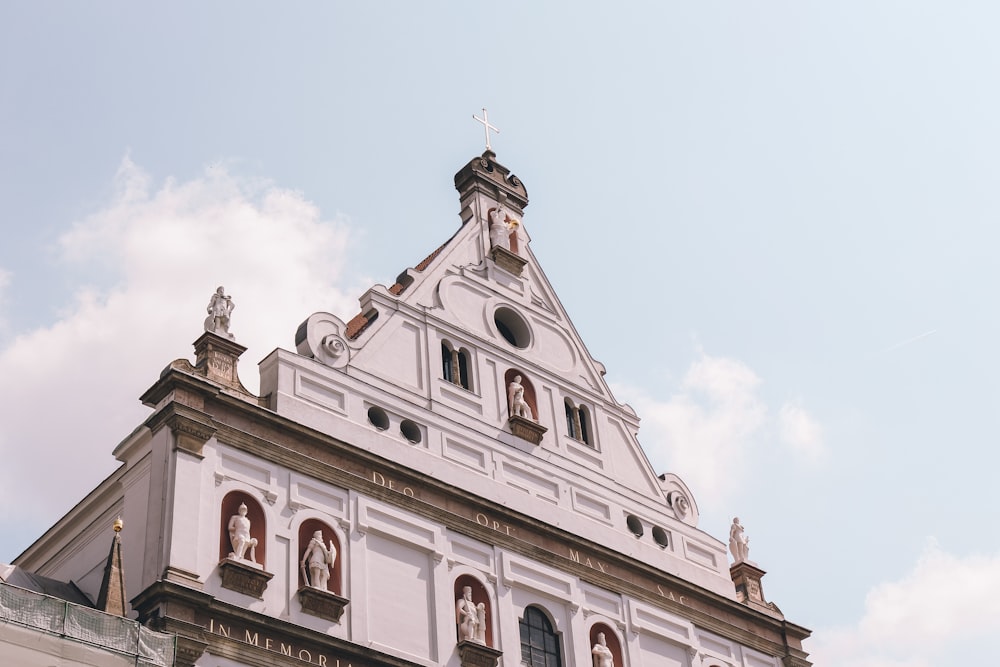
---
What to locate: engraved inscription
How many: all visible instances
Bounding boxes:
[475,512,515,536]
[209,351,234,379]
[372,471,415,497]
[568,549,608,573]
[655,585,687,605]
[207,618,347,666]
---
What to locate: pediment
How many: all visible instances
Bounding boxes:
[285,152,704,535]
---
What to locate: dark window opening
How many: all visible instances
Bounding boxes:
[519,606,561,667]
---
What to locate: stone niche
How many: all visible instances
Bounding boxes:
[455,575,501,667]
[218,491,273,598]
[296,518,349,622]
[504,370,546,445]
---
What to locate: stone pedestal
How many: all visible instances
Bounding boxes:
[730,561,768,609]
[458,640,503,667]
[193,331,248,391]
[491,246,527,276]
[508,416,547,445]
[297,586,349,623]
[218,558,273,599]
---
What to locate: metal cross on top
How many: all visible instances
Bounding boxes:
[473,108,499,151]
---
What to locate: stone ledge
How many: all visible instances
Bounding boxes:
[219,559,273,599]
[297,586,349,623]
[491,246,527,277]
[458,640,503,667]
[508,416,546,445]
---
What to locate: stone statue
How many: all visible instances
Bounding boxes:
[228,503,259,563]
[508,375,533,421]
[729,517,750,563]
[475,602,486,644]
[489,207,512,251]
[592,632,614,667]
[456,586,481,643]
[300,530,336,590]
[205,286,235,340]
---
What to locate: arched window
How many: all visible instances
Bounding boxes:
[457,348,470,389]
[442,342,454,383]
[578,406,591,445]
[519,606,561,667]
[564,400,592,446]
[442,341,471,390]
[564,401,577,438]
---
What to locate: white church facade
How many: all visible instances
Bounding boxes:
[8,144,811,667]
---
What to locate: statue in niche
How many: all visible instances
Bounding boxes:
[227,502,259,563]
[729,517,750,563]
[475,604,486,643]
[507,375,534,421]
[205,286,235,339]
[592,632,614,667]
[456,586,486,644]
[300,530,337,590]
[488,207,518,251]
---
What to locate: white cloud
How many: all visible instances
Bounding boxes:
[616,352,826,509]
[617,353,767,506]
[777,398,825,462]
[810,540,1000,667]
[0,157,360,538]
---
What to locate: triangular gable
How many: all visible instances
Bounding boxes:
[289,151,698,527]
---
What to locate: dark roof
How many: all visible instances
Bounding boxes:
[346,231,458,340]
[1,565,94,607]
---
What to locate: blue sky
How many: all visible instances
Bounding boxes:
[3,3,999,665]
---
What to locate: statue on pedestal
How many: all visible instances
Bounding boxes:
[729,517,750,564]
[301,530,337,590]
[457,586,485,644]
[205,286,235,340]
[508,375,533,421]
[228,503,259,563]
[489,208,513,251]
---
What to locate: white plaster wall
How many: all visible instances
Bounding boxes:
[635,633,692,667]
[0,624,135,667]
[266,349,731,595]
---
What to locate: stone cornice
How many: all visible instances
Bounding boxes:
[133,580,427,667]
[145,402,218,458]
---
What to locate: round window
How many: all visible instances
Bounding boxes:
[494,307,530,349]
[400,419,422,444]
[367,406,390,431]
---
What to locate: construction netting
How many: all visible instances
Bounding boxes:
[0,583,175,666]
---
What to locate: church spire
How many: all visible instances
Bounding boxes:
[454,149,530,276]
[456,110,528,219]
[95,517,127,617]
[455,112,531,276]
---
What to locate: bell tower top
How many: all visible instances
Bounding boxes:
[455,110,528,219]
[453,150,529,219]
